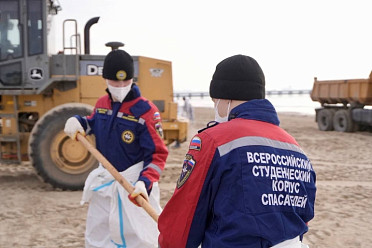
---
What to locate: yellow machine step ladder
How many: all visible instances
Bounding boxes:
[0,95,22,164]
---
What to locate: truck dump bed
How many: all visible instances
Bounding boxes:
[311,72,372,105]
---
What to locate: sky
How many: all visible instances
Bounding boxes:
[52,0,372,92]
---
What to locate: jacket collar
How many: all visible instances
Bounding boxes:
[228,99,280,126]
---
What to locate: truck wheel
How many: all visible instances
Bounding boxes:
[29,103,97,190]
[317,109,335,131]
[333,109,356,132]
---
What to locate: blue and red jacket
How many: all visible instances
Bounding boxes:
[75,84,168,193]
[158,99,316,248]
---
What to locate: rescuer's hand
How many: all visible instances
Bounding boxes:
[64,117,85,140]
[128,181,149,207]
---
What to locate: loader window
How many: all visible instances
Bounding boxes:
[27,0,43,56]
[0,62,22,86]
[152,100,165,112]
[0,0,23,61]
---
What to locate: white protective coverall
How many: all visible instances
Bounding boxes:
[81,162,162,248]
[271,236,310,248]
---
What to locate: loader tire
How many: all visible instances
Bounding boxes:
[29,103,97,190]
[333,109,356,132]
[317,108,335,131]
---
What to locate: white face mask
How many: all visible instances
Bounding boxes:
[106,81,132,102]
[214,99,231,123]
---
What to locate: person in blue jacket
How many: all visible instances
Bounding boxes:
[158,55,316,248]
[64,49,168,248]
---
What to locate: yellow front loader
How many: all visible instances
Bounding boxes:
[0,0,187,190]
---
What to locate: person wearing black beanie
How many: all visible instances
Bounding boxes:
[64,48,168,248]
[209,54,267,123]
[209,54,265,101]
[103,49,134,81]
[159,55,316,248]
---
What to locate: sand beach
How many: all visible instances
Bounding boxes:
[0,107,371,247]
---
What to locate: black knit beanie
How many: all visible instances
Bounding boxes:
[209,55,265,101]
[103,49,134,81]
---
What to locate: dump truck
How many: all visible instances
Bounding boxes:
[0,0,188,190]
[310,72,372,132]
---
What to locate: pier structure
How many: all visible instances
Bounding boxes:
[174,89,312,99]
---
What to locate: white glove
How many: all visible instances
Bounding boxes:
[64,117,85,140]
[128,181,149,206]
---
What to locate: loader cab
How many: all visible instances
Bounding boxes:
[0,0,60,92]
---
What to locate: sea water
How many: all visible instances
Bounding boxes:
[175,94,320,116]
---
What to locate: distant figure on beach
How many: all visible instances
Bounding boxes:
[173,96,194,148]
[182,96,194,122]
[158,54,317,248]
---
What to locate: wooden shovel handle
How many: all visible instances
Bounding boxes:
[77,133,159,222]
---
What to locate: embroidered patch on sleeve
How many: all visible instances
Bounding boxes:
[155,122,164,138]
[153,112,161,120]
[189,136,202,151]
[177,154,196,189]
